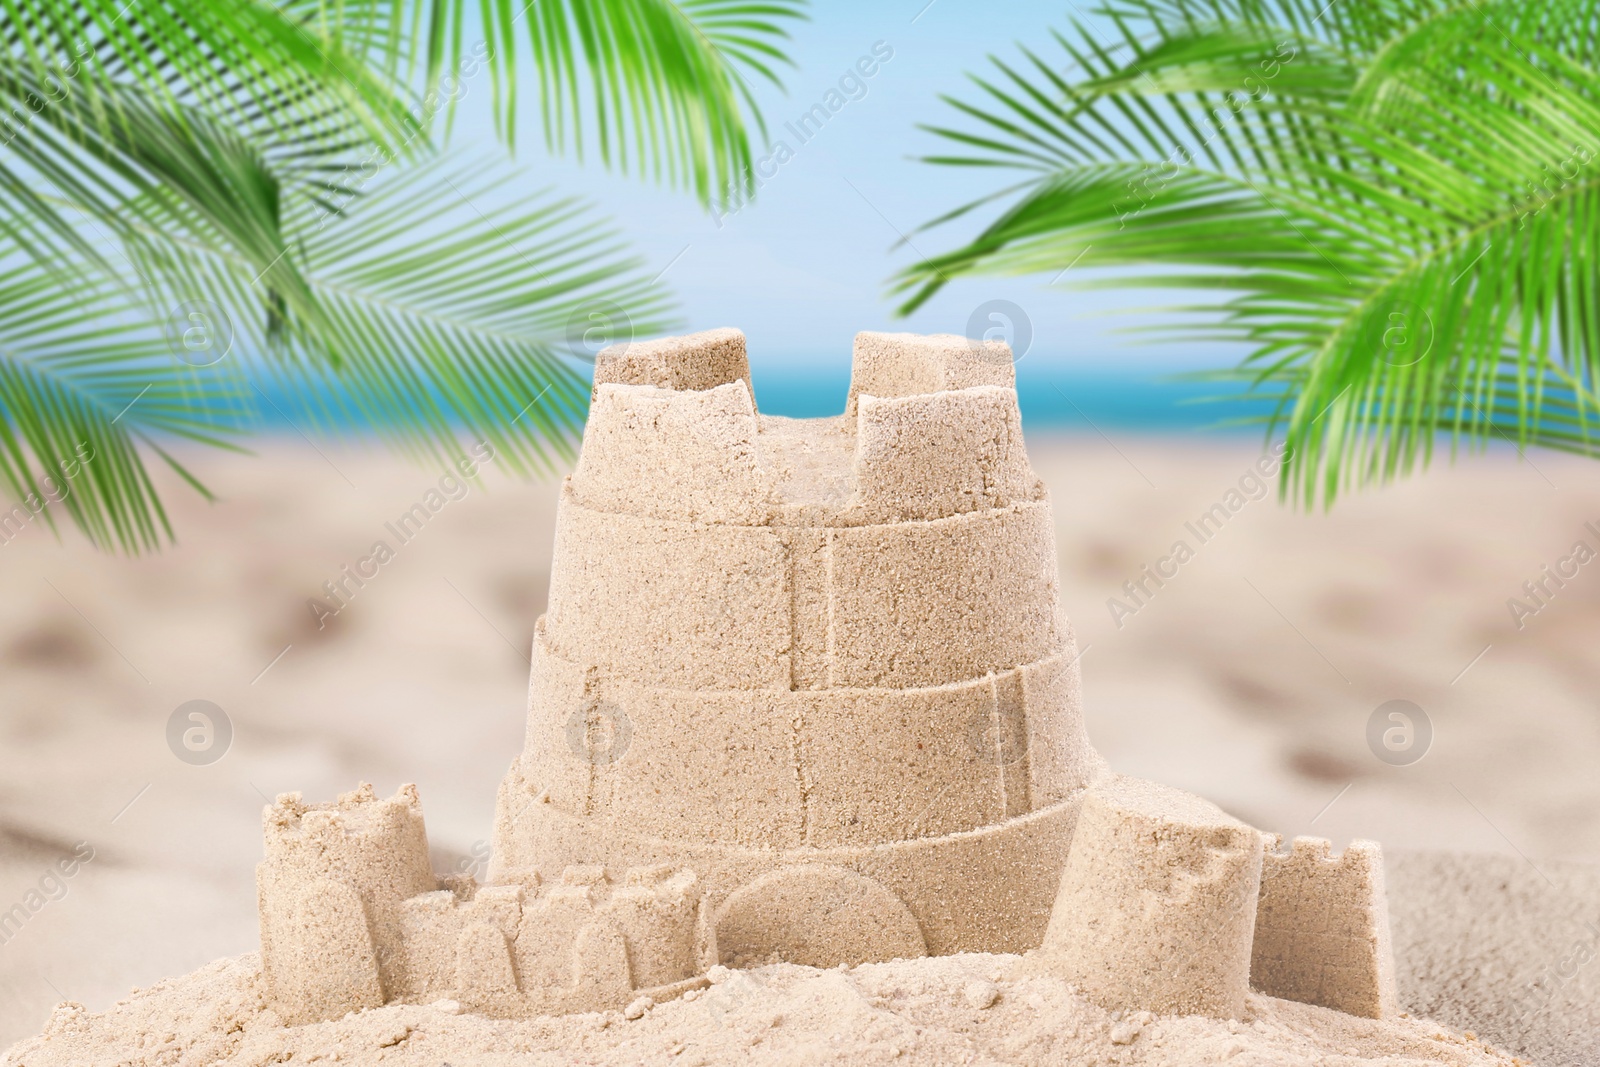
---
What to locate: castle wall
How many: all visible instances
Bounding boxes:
[393,883,523,1003]
[543,507,794,690]
[573,380,776,525]
[257,784,435,1021]
[500,326,1102,966]
[570,680,809,849]
[258,785,703,1023]
[713,865,927,968]
[847,386,1038,523]
[518,626,1096,850]
[825,503,1060,688]
[542,500,1063,693]
[782,525,831,689]
[257,876,385,1024]
[1020,635,1095,805]
[572,333,1040,534]
[1034,776,1264,1019]
[492,761,1088,957]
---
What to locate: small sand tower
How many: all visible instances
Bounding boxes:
[491,328,1106,964]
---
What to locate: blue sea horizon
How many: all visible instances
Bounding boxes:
[240,358,1276,438]
[749,359,1269,433]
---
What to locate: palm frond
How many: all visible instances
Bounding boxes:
[407,0,807,206]
[901,0,1600,506]
[0,239,245,553]
[3,0,416,146]
[1,0,804,551]
[115,155,679,478]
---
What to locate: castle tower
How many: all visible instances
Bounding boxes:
[492,328,1107,964]
[258,784,435,1023]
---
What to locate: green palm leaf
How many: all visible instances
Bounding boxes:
[899,0,1600,506]
[262,156,679,478]
[2,0,415,148]
[65,152,678,478]
[0,238,246,554]
[2,0,805,551]
[407,0,806,206]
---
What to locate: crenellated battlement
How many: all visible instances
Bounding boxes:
[258,785,703,1025]
[263,783,427,860]
[569,328,1041,528]
[593,326,753,401]
[1251,834,1397,1019]
[590,327,1014,411]
[1263,833,1383,870]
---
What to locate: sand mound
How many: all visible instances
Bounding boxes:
[1389,851,1600,1067]
[1,952,1522,1067]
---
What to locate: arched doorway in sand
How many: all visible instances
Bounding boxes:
[711,865,928,969]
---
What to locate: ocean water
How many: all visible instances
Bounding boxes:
[749,360,1270,433]
[242,358,1274,437]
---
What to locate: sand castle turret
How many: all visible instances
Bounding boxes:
[492,328,1105,964]
[258,784,435,1022]
[1252,835,1398,1019]
[1028,776,1265,1018]
[252,327,1402,1030]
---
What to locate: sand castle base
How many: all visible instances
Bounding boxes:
[494,764,1088,962]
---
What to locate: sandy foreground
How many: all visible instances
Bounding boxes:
[0,436,1598,1064]
[0,952,1535,1066]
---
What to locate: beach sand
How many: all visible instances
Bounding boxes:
[1,436,1597,1062]
[0,951,1536,1066]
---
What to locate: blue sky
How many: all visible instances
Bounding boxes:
[434,2,1249,376]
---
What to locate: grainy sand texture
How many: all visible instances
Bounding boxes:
[0,952,1529,1066]
[2,334,1599,1063]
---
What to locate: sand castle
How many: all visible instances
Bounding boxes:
[257,328,1397,1027]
